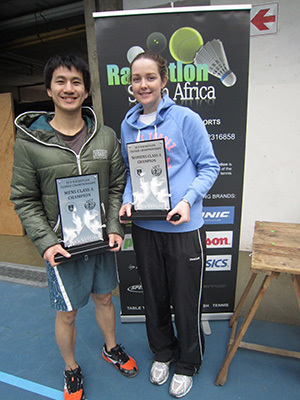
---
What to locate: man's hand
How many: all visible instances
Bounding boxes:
[119,203,132,224]
[43,244,71,267]
[166,200,191,226]
[108,233,123,252]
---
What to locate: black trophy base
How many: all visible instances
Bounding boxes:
[54,240,118,263]
[120,208,180,222]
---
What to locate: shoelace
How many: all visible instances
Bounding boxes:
[65,368,82,393]
[172,374,191,389]
[110,344,129,363]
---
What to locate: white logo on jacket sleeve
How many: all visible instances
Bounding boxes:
[93,149,107,159]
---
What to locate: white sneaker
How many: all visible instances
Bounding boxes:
[150,361,171,385]
[169,374,193,398]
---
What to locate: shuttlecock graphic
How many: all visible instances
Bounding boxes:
[194,39,237,87]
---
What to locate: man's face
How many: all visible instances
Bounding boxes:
[47,66,88,113]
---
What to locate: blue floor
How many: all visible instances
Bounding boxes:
[1,280,299,400]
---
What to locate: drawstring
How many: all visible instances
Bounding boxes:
[137,125,158,142]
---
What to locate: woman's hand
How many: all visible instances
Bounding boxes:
[119,203,132,224]
[166,200,190,226]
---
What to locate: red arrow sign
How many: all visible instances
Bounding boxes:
[251,9,276,31]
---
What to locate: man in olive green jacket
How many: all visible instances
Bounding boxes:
[10,54,138,400]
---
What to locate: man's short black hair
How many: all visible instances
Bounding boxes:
[44,54,91,92]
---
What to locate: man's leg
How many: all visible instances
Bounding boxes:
[55,309,78,370]
[92,292,138,377]
[91,292,116,351]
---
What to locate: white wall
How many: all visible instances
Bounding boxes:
[124,0,300,250]
[210,0,300,249]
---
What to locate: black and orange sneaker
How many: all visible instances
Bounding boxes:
[102,344,138,378]
[64,365,85,400]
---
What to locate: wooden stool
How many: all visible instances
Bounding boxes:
[215,221,300,386]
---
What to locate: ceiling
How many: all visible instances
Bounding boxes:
[0,0,208,109]
[0,0,87,105]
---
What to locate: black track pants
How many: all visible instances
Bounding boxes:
[132,224,206,376]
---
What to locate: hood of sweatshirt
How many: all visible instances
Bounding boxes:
[124,93,175,131]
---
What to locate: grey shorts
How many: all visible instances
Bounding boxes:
[46,252,119,311]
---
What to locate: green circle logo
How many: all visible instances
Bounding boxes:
[169,27,203,64]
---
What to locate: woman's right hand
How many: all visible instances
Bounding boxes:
[119,203,132,224]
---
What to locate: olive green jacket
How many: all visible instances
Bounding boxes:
[10,107,125,256]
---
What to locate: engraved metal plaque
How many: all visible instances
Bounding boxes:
[121,139,179,221]
[54,174,115,262]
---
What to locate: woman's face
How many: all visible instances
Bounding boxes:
[131,58,167,114]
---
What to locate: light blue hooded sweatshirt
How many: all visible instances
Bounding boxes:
[121,94,220,233]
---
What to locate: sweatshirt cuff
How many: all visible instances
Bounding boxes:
[183,192,197,208]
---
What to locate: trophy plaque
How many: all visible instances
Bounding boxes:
[121,139,179,221]
[54,174,116,262]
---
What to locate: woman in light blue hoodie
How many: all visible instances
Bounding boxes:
[119,51,220,398]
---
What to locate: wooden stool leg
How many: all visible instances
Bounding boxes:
[215,273,277,386]
[291,275,300,310]
[229,273,257,327]
[218,319,238,384]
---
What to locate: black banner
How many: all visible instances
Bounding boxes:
[94,6,250,321]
